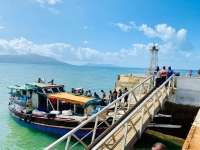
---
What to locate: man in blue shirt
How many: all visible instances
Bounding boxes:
[167,66,173,78]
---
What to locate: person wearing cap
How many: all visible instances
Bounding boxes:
[161,66,167,84]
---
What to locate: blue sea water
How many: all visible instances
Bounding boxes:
[0,63,197,150]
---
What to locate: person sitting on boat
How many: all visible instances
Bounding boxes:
[71,88,76,93]
[87,90,92,97]
[94,92,100,99]
[84,91,88,96]
[80,88,84,95]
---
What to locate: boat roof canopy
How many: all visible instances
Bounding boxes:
[26,82,64,89]
[47,92,96,106]
[8,82,64,91]
[7,85,31,90]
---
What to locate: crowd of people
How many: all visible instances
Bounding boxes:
[71,87,129,106]
[154,66,174,87]
[189,69,200,77]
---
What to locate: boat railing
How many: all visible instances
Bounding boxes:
[44,75,159,150]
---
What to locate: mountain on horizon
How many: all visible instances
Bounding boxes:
[83,63,118,67]
[0,54,71,65]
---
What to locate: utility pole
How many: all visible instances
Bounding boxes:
[146,43,159,76]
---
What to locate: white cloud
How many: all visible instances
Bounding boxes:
[0,20,196,68]
[113,22,193,53]
[0,37,151,67]
[113,21,137,32]
[34,0,62,14]
[0,26,3,29]
[84,26,88,29]
[34,0,62,5]
[83,41,88,44]
[114,23,132,32]
[138,24,158,38]
[185,53,191,58]
[48,8,60,14]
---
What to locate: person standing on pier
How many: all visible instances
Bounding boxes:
[101,90,106,100]
[161,66,167,84]
[166,66,174,87]
[167,66,173,78]
[109,90,114,103]
[198,69,200,78]
[189,70,193,77]
[155,67,161,87]
[118,89,122,98]
[113,88,118,100]
[123,87,129,106]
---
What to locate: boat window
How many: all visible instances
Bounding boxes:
[22,90,26,95]
[44,89,53,94]
[37,89,43,93]
[52,88,59,93]
[59,87,65,92]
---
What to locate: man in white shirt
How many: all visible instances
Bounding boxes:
[155,67,161,87]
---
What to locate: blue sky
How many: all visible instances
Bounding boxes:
[0,0,200,69]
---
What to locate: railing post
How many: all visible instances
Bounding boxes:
[151,95,156,121]
[139,107,145,138]
[65,136,71,150]
[112,102,118,125]
[167,79,171,97]
[161,86,164,108]
[147,77,151,92]
[139,84,142,100]
[172,76,175,93]
[91,116,99,142]
[153,74,156,87]
[122,122,128,149]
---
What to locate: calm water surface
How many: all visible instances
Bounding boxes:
[0,63,196,150]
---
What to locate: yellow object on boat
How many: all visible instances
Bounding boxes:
[46,92,95,106]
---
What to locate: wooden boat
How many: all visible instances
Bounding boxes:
[7,78,109,138]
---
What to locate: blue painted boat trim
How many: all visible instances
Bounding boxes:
[9,109,105,138]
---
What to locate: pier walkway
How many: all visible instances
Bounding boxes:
[44,75,175,150]
[182,108,200,150]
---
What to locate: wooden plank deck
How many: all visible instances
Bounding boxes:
[99,88,168,150]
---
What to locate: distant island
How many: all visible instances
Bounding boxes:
[83,63,118,67]
[0,54,71,65]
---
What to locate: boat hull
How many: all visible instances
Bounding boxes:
[8,106,106,138]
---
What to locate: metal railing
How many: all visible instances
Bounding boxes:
[44,75,156,150]
[92,75,175,150]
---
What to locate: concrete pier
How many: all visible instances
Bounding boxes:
[182,108,200,150]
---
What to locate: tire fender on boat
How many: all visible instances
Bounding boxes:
[24,114,32,124]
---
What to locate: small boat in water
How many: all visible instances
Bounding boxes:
[7,78,110,138]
